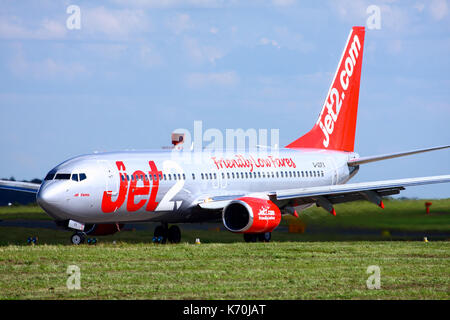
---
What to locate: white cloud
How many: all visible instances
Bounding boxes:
[260,37,280,48]
[272,0,296,6]
[166,13,193,34]
[140,44,164,67]
[112,0,234,8]
[413,2,425,12]
[210,27,219,34]
[9,45,89,80]
[185,71,239,88]
[183,37,225,64]
[429,0,448,20]
[83,6,151,38]
[0,16,66,40]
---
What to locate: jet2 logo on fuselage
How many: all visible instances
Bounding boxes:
[101,160,183,213]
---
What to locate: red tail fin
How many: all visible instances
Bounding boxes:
[286,26,365,152]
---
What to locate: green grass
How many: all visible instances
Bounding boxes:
[0,204,50,221]
[0,241,448,300]
[1,199,449,231]
[0,201,449,300]
[285,198,450,232]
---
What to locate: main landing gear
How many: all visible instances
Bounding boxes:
[243,232,272,243]
[153,223,181,244]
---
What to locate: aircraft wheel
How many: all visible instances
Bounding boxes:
[154,225,168,244]
[243,233,257,243]
[258,232,271,242]
[168,225,181,244]
[71,233,85,245]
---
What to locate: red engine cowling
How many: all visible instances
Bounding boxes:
[222,197,281,233]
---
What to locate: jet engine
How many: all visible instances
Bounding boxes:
[222,197,281,233]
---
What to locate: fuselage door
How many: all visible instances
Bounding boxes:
[97,160,119,197]
[327,157,339,185]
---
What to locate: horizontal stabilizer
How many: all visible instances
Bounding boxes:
[348,145,450,166]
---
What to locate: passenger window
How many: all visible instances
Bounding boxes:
[209,173,213,179]
[192,173,195,180]
[276,172,279,178]
[183,174,186,180]
[163,174,166,180]
[214,173,217,179]
[245,172,248,179]
[72,174,79,182]
[258,172,261,178]
[227,172,230,179]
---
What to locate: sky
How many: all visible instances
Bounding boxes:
[0,0,449,198]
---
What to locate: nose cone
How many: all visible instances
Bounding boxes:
[37,183,63,214]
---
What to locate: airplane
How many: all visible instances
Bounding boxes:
[1,26,449,245]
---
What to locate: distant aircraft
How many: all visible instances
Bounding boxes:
[1,26,449,245]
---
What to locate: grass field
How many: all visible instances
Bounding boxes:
[0,200,449,300]
[0,241,448,299]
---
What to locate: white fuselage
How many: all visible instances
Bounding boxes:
[37,148,359,224]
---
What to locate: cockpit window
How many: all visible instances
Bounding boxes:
[44,173,55,180]
[72,174,79,182]
[55,173,71,180]
[79,173,87,181]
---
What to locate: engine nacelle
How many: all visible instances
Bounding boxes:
[222,197,281,233]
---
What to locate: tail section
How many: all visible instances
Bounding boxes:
[286,26,365,152]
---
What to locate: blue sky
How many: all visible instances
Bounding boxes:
[0,0,449,198]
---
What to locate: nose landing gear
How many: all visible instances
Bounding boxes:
[70,232,85,245]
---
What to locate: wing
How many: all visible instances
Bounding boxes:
[0,180,41,194]
[273,175,450,214]
[197,175,450,214]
